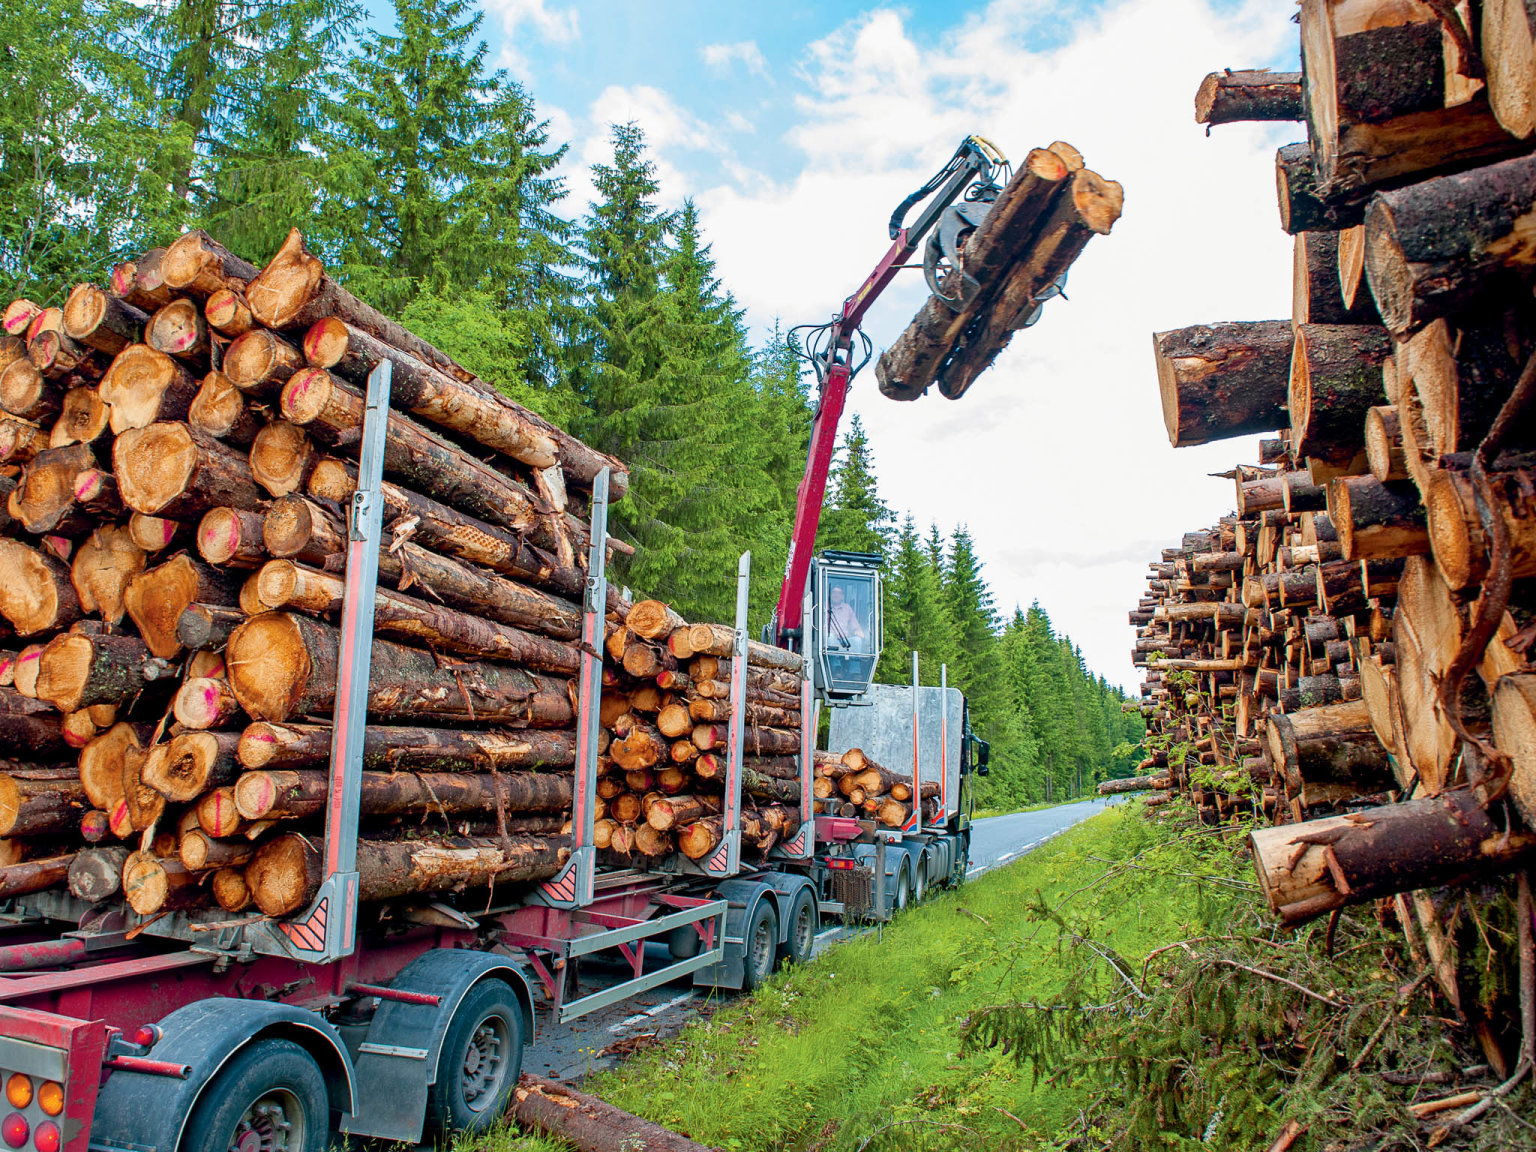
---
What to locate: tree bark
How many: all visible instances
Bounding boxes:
[179,832,253,872]
[225,611,575,725]
[1288,324,1391,465]
[246,829,567,916]
[1250,791,1536,925]
[0,766,86,836]
[1393,556,1465,793]
[253,561,580,674]
[1492,673,1536,828]
[1196,69,1303,124]
[510,1072,718,1152]
[1274,142,1368,235]
[114,422,265,519]
[197,507,267,568]
[233,768,572,822]
[1365,152,1536,335]
[1153,321,1294,447]
[304,320,558,470]
[0,855,74,898]
[743,767,800,803]
[1327,474,1430,561]
[1292,230,1378,325]
[35,632,160,713]
[236,720,576,773]
[1265,698,1392,794]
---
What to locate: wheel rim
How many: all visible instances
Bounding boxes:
[460,1012,512,1113]
[750,913,775,979]
[913,866,926,902]
[793,900,815,958]
[229,1088,305,1152]
[896,872,911,909]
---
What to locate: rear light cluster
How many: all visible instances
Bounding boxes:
[0,1073,64,1152]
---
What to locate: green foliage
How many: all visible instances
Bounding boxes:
[819,415,894,558]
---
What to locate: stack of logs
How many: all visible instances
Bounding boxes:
[0,226,801,927]
[1133,1,1536,1074]
[812,746,940,827]
[594,603,808,865]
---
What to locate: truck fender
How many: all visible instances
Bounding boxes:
[89,998,358,1152]
[749,871,817,947]
[693,878,781,991]
[340,949,536,1144]
[852,842,913,906]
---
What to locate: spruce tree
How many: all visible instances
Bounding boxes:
[877,516,957,686]
[819,415,893,559]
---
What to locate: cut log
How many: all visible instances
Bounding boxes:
[224,329,306,395]
[628,599,686,640]
[68,845,130,903]
[35,632,160,713]
[62,284,145,356]
[1493,673,1536,827]
[1393,556,1464,793]
[1484,0,1536,137]
[248,421,317,498]
[0,767,86,836]
[1153,321,1293,447]
[1293,230,1378,325]
[303,320,557,470]
[211,866,251,911]
[141,730,241,802]
[114,423,265,518]
[225,611,575,725]
[253,561,580,674]
[161,231,259,298]
[196,788,243,838]
[245,229,630,497]
[0,540,82,636]
[1265,699,1393,793]
[1425,465,1536,589]
[1364,405,1408,482]
[197,507,268,569]
[742,767,800,803]
[174,676,242,730]
[1365,151,1536,335]
[176,603,244,651]
[48,386,109,449]
[1328,474,1430,560]
[0,855,74,898]
[128,513,185,554]
[109,249,172,312]
[510,1072,718,1152]
[0,358,62,422]
[10,443,94,535]
[204,290,254,338]
[610,723,668,772]
[1250,791,1536,925]
[179,832,253,872]
[124,553,240,658]
[236,721,577,772]
[122,853,203,915]
[0,417,48,466]
[99,344,200,433]
[246,830,566,916]
[1288,324,1391,466]
[644,793,722,832]
[1195,69,1303,124]
[232,768,571,822]
[188,371,261,446]
[685,623,802,671]
[71,525,145,626]
[678,816,724,861]
[145,299,208,362]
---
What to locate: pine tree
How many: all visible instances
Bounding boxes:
[943,526,1006,718]
[744,323,811,631]
[2,0,190,300]
[819,415,893,559]
[877,516,957,686]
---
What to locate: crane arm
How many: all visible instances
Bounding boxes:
[771,137,1006,647]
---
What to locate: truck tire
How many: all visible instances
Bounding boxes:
[425,979,524,1135]
[911,857,928,904]
[777,890,818,967]
[740,901,778,991]
[893,865,913,912]
[181,1039,328,1152]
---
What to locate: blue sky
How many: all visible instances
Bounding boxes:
[374,0,1305,690]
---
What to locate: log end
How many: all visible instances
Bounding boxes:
[113,423,198,516]
[226,612,311,722]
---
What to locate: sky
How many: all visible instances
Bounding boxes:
[462,0,1302,691]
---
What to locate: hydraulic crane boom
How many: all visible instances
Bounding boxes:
[772,136,1008,648]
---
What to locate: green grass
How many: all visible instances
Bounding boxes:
[549,805,1221,1151]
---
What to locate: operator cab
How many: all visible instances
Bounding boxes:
[812,551,883,699]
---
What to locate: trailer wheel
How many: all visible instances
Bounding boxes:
[426,979,524,1135]
[740,901,778,991]
[893,865,913,912]
[181,1039,327,1152]
[911,858,928,904]
[777,890,818,967]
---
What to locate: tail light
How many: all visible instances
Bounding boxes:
[1,1113,27,1149]
[31,1122,57,1152]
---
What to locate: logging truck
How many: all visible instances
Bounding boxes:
[0,132,1118,1152]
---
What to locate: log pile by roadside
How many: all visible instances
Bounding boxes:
[1133,5,1536,1079]
[0,228,805,927]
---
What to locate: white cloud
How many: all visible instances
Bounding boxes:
[488,0,579,42]
[702,40,770,78]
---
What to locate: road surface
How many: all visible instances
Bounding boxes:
[525,797,1119,1081]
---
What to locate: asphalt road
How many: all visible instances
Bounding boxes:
[524,798,1118,1081]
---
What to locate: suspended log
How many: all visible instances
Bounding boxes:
[236,720,577,772]
[1153,321,1293,447]
[245,830,567,916]
[300,319,557,470]
[1289,324,1391,466]
[233,769,572,822]
[1251,791,1536,925]
[114,423,265,519]
[224,611,575,725]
